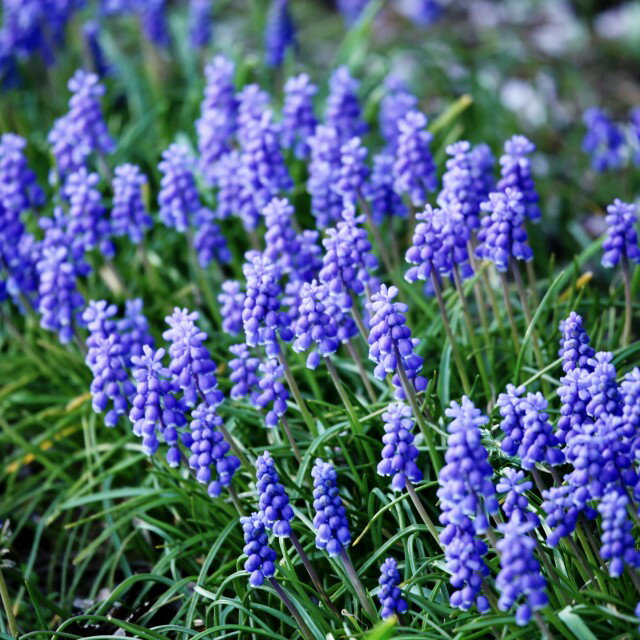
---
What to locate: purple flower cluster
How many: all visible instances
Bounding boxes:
[393,110,437,206]
[558,312,595,374]
[379,76,417,150]
[312,458,351,556]
[598,489,640,577]
[377,401,422,490]
[364,153,407,223]
[196,56,238,183]
[367,284,427,399]
[193,208,231,268]
[228,343,260,402]
[111,164,152,244]
[185,403,240,497]
[497,135,540,221]
[319,205,378,310]
[437,141,495,230]
[255,358,289,428]
[476,189,532,271]
[497,384,564,470]
[264,0,295,67]
[158,144,200,232]
[496,468,539,527]
[541,483,592,547]
[241,513,277,587]
[405,202,472,288]
[129,345,187,464]
[189,0,213,49]
[281,73,317,159]
[163,308,223,408]
[438,398,495,612]
[582,108,624,172]
[378,557,408,619]
[336,137,369,205]
[495,518,547,626]
[601,199,640,269]
[325,66,366,141]
[219,280,244,336]
[256,451,294,536]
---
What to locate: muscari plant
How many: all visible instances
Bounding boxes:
[3,4,640,640]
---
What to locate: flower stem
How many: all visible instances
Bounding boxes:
[499,272,520,351]
[534,610,556,640]
[280,415,303,465]
[622,256,633,347]
[277,348,318,438]
[227,485,245,517]
[430,271,472,395]
[218,423,252,470]
[268,577,316,640]
[452,265,492,402]
[358,192,394,276]
[0,567,17,638]
[350,294,369,342]
[406,481,440,546]
[289,531,340,617]
[346,340,377,403]
[525,260,540,308]
[339,548,376,619]
[393,348,441,471]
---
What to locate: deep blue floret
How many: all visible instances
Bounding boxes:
[256,451,294,536]
[241,513,278,587]
[378,557,408,619]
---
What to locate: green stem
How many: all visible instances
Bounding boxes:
[430,271,472,395]
[268,577,316,640]
[393,347,441,472]
[452,265,492,402]
[0,567,17,638]
[339,548,376,619]
[525,259,540,308]
[228,486,245,518]
[622,256,633,347]
[281,415,303,465]
[499,272,520,351]
[534,610,556,640]
[406,481,440,546]
[350,294,369,342]
[346,340,377,403]
[358,191,394,276]
[277,348,318,438]
[218,423,252,470]
[289,531,340,617]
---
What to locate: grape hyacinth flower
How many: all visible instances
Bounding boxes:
[264,0,295,67]
[541,483,592,547]
[87,334,135,427]
[497,384,564,470]
[475,189,532,271]
[117,298,154,365]
[237,84,271,143]
[585,352,622,420]
[601,199,640,268]
[255,358,289,428]
[497,135,540,221]
[256,451,294,536]
[238,111,292,231]
[241,513,278,587]
[311,458,351,556]
[196,56,238,183]
[336,136,369,205]
[379,76,418,150]
[319,205,378,310]
[378,558,408,619]
[281,73,317,159]
[263,197,299,273]
[36,246,85,344]
[325,66,367,141]
[556,367,591,446]
[438,397,498,534]
[111,164,152,244]
[242,253,292,355]
[620,368,640,456]
[0,133,43,217]
[215,150,242,220]
[158,144,201,232]
[64,167,114,258]
[437,141,495,231]
[582,108,624,172]
[48,69,114,174]
[393,110,437,207]
[185,403,240,497]
[496,468,539,527]
[291,229,323,284]
[188,0,213,49]
[83,299,118,370]
[367,284,427,399]
[163,308,223,408]
[219,280,244,336]
[228,343,260,402]
[377,401,422,490]
[193,208,231,268]
[82,20,109,78]
[405,202,473,289]
[307,124,344,228]
[495,517,548,626]
[139,0,170,47]
[598,489,640,577]
[558,312,595,374]
[364,153,407,224]
[129,345,187,465]
[438,398,496,612]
